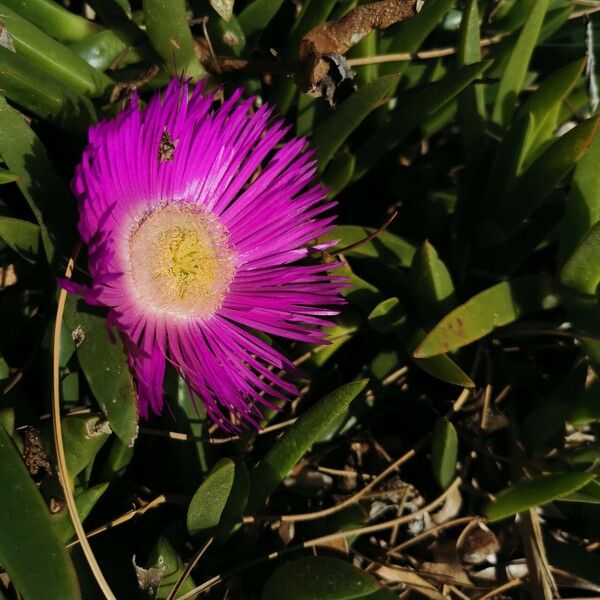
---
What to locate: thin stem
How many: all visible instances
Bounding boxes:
[53,242,117,600]
[388,516,477,555]
[334,211,398,255]
[176,479,462,599]
[167,537,214,600]
[346,35,503,66]
[243,435,428,524]
[140,417,297,444]
[66,495,167,548]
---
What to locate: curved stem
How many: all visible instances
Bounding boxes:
[52,241,117,600]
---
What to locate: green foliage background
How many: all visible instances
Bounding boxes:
[1,0,600,598]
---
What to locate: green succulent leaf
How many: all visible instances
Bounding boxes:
[143,0,205,79]
[0,95,76,263]
[248,379,368,511]
[414,274,560,358]
[355,61,491,179]
[492,0,550,126]
[431,418,458,489]
[187,458,249,542]
[64,296,138,448]
[485,472,595,522]
[368,297,406,333]
[0,425,79,599]
[314,74,400,173]
[262,555,397,600]
[0,216,39,262]
[1,0,100,42]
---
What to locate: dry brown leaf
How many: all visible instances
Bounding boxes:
[296,0,420,97]
[419,561,474,588]
[456,521,499,565]
[375,564,446,600]
[432,482,462,524]
[0,264,17,290]
[315,536,349,554]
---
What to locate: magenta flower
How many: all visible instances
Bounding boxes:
[69,79,344,430]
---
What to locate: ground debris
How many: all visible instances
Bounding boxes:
[20,426,51,481]
[296,0,420,99]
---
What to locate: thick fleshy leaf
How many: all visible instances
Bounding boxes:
[262,556,396,600]
[143,0,204,79]
[314,74,400,172]
[492,0,549,126]
[52,482,109,543]
[516,58,585,159]
[64,296,138,447]
[485,472,595,522]
[0,95,76,263]
[409,241,456,329]
[248,380,369,511]
[40,414,111,482]
[1,0,100,42]
[0,46,95,131]
[0,168,18,184]
[560,480,600,505]
[188,458,234,534]
[482,112,537,211]
[484,114,600,243]
[323,152,356,199]
[431,419,458,489]
[379,0,454,77]
[204,12,246,56]
[0,425,79,599]
[340,264,381,312]
[238,0,285,38]
[71,29,152,72]
[187,458,249,542]
[559,116,600,265]
[457,0,485,153]
[560,220,600,295]
[558,121,600,371]
[0,216,39,262]
[0,3,112,96]
[406,327,475,388]
[319,225,416,267]
[148,537,196,599]
[414,274,560,358]
[368,297,406,333]
[355,61,491,179]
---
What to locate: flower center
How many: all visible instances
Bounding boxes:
[128,205,236,317]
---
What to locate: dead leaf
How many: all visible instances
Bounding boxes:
[296,0,420,97]
[20,426,51,481]
[375,565,446,600]
[420,561,475,587]
[432,482,462,524]
[456,521,499,565]
[315,536,350,554]
[133,555,166,596]
[0,264,17,289]
[277,521,295,546]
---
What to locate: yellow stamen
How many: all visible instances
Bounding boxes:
[128,206,235,317]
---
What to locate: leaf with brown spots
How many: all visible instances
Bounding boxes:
[414,274,560,358]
